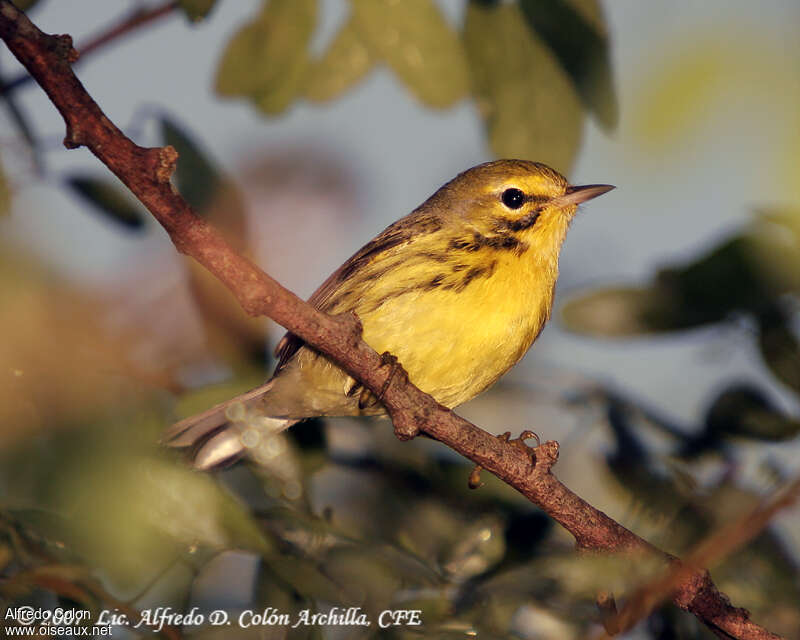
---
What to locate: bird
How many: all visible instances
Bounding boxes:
[164,160,614,469]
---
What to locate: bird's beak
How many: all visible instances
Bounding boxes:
[550,183,615,208]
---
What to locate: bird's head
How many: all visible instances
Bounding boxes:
[432,159,614,259]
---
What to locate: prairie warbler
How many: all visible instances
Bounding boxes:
[166,160,613,468]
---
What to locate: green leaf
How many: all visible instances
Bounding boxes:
[11,0,43,11]
[304,16,375,103]
[519,0,617,129]
[265,554,351,605]
[464,2,583,174]
[351,0,469,108]
[214,0,317,115]
[160,117,222,212]
[560,286,674,336]
[704,384,800,441]
[757,306,800,395]
[255,49,310,115]
[323,546,403,612]
[1,89,41,173]
[65,175,146,231]
[178,0,217,22]
[561,228,800,337]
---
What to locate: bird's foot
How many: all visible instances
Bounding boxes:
[356,351,405,410]
[358,351,403,409]
[376,351,403,401]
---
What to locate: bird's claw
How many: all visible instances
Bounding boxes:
[357,351,403,410]
[377,352,401,401]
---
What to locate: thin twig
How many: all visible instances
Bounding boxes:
[0,0,178,96]
[597,475,800,638]
[0,4,789,639]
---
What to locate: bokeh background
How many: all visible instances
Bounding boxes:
[1,1,799,638]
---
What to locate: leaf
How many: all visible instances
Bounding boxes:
[464,2,583,174]
[704,384,800,441]
[351,0,469,108]
[560,286,674,336]
[255,49,310,115]
[561,229,798,337]
[265,554,351,605]
[65,175,146,231]
[66,454,273,584]
[160,116,222,213]
[519,0,617,129]
[11,0,43,11]
[324,546,403,612]
[214,0,316,115]
[178,0,217,22]
[304,16,374,103]
[757,305,800,395]
[1,90,41,173]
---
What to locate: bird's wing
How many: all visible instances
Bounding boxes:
[273,211,444,370]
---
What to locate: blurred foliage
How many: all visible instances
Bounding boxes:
[157,116,268,366]
[563,213,800,335]
[563,207,800,447]
[64,174,148,231]
[161,117,224,217]
[1,2,799,639]
[0,248,168,449]
[213,0,619,173]
[215,0,317,115]
[10,0,42,11]
[464,1,582,178]
[178,0,218,23]
[303,13,374,103]
[518,0,617,129]
[350,0,469,108]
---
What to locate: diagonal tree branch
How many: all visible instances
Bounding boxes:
[0,3,787,638]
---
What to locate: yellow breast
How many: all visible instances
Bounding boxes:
[359,242,558,408]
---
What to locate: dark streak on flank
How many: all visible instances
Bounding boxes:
[420,251,450,263]
[454,259,498,292]
[459,266,485,291]
[449,231,529,255]
[427,274,445,289]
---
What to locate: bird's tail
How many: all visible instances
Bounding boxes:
[162,380,296,470]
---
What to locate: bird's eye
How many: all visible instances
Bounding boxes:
[501,188,525,209]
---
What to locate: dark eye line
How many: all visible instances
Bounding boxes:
[500,188,550,206]
[525,194,550,205]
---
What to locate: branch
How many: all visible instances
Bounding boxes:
[0,4,787,638]
[600,475,800,638]
[0,0,178,96]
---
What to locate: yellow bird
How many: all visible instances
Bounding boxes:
[165,160,613,468]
